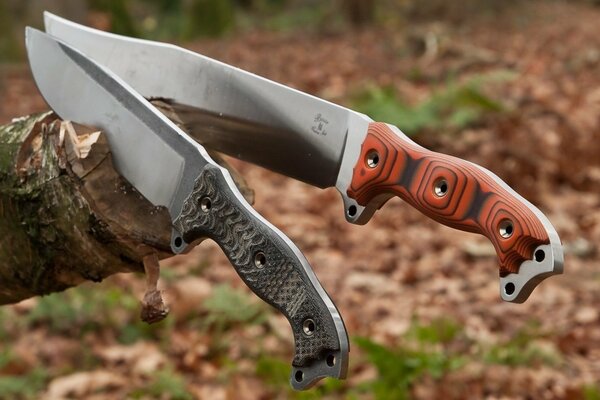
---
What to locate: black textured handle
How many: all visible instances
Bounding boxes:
[172,165,348,389]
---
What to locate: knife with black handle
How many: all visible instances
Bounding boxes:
[26,28,348,390]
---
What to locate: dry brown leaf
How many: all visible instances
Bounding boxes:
[45,370,126,400]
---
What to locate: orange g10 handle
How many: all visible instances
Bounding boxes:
[347,122,560,282]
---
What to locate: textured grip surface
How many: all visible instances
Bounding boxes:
[173,165,343,372]
[348,122,550,276]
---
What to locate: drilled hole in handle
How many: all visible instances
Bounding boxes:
[534,249,545,262]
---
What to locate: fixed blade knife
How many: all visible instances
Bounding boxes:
[44,13,564,303]
[25,28,349,390]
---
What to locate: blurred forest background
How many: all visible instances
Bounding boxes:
[1,0,600,399]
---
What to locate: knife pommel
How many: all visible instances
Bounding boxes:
[347,122,562,301]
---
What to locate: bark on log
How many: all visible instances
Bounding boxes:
[0,103,252,305]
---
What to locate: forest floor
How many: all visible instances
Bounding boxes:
[0,1,599,399]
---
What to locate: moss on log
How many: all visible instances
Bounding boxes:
[0,112,171,304]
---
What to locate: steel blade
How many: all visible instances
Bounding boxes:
[44,12,371,189]
[26,27,209,217]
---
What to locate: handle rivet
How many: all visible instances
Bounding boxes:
[434,179,449,197]
[498,219,514,238]
[200,197,212,212]
[254,251,267,268]
[365,150,380,168]
[303,318,316,336]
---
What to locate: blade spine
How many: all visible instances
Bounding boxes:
[45,10,355,119]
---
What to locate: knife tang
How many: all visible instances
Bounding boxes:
[171,164,348,389]
[346,122,562,301]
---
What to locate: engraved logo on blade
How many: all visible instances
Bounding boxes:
[311,113,329,136]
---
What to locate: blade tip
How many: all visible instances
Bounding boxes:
[24,26,39,50]
[43,10,61,31]
[25,27,50,51]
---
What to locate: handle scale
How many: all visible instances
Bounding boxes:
[348,122,550,277]
[173,165,347,389]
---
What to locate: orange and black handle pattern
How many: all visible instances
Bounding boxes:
[347,122,550,277]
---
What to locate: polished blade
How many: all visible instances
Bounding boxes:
[44,12,371,189]
[26,28,208,217]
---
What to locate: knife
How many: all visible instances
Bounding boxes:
[43,13,564,303]
[25,28,349,390]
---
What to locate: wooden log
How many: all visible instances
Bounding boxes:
[0,103,253,305]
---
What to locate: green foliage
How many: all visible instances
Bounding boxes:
[89,0,139,37]
[254,318,464,399]
[117,317,171,345]
[0,1,21,62]
[184,0,235,38]
[0,368,47,400]
[129,368,193,400]
[256,356,290,386]
[483,326,561,367]
[0,349,51,399]
[405,317,461,344]
[203,284,267,330]
[584,384,600,400]
[27,285,131,331]
[256,356,346,399]
[0,309,10,341]
[247,2,340,33]
[75,0,236,41]
[353,318,465,400]
[23,283,172,344]
[355,337,464,400]
[0,350,14,370]
[352,74,509,136]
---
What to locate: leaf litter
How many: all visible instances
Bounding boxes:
[0,1,599,398]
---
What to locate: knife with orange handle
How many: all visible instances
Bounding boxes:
[348,122,562,302]
[44,12,563,303]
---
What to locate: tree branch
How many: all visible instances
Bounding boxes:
[0,102,252,305]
